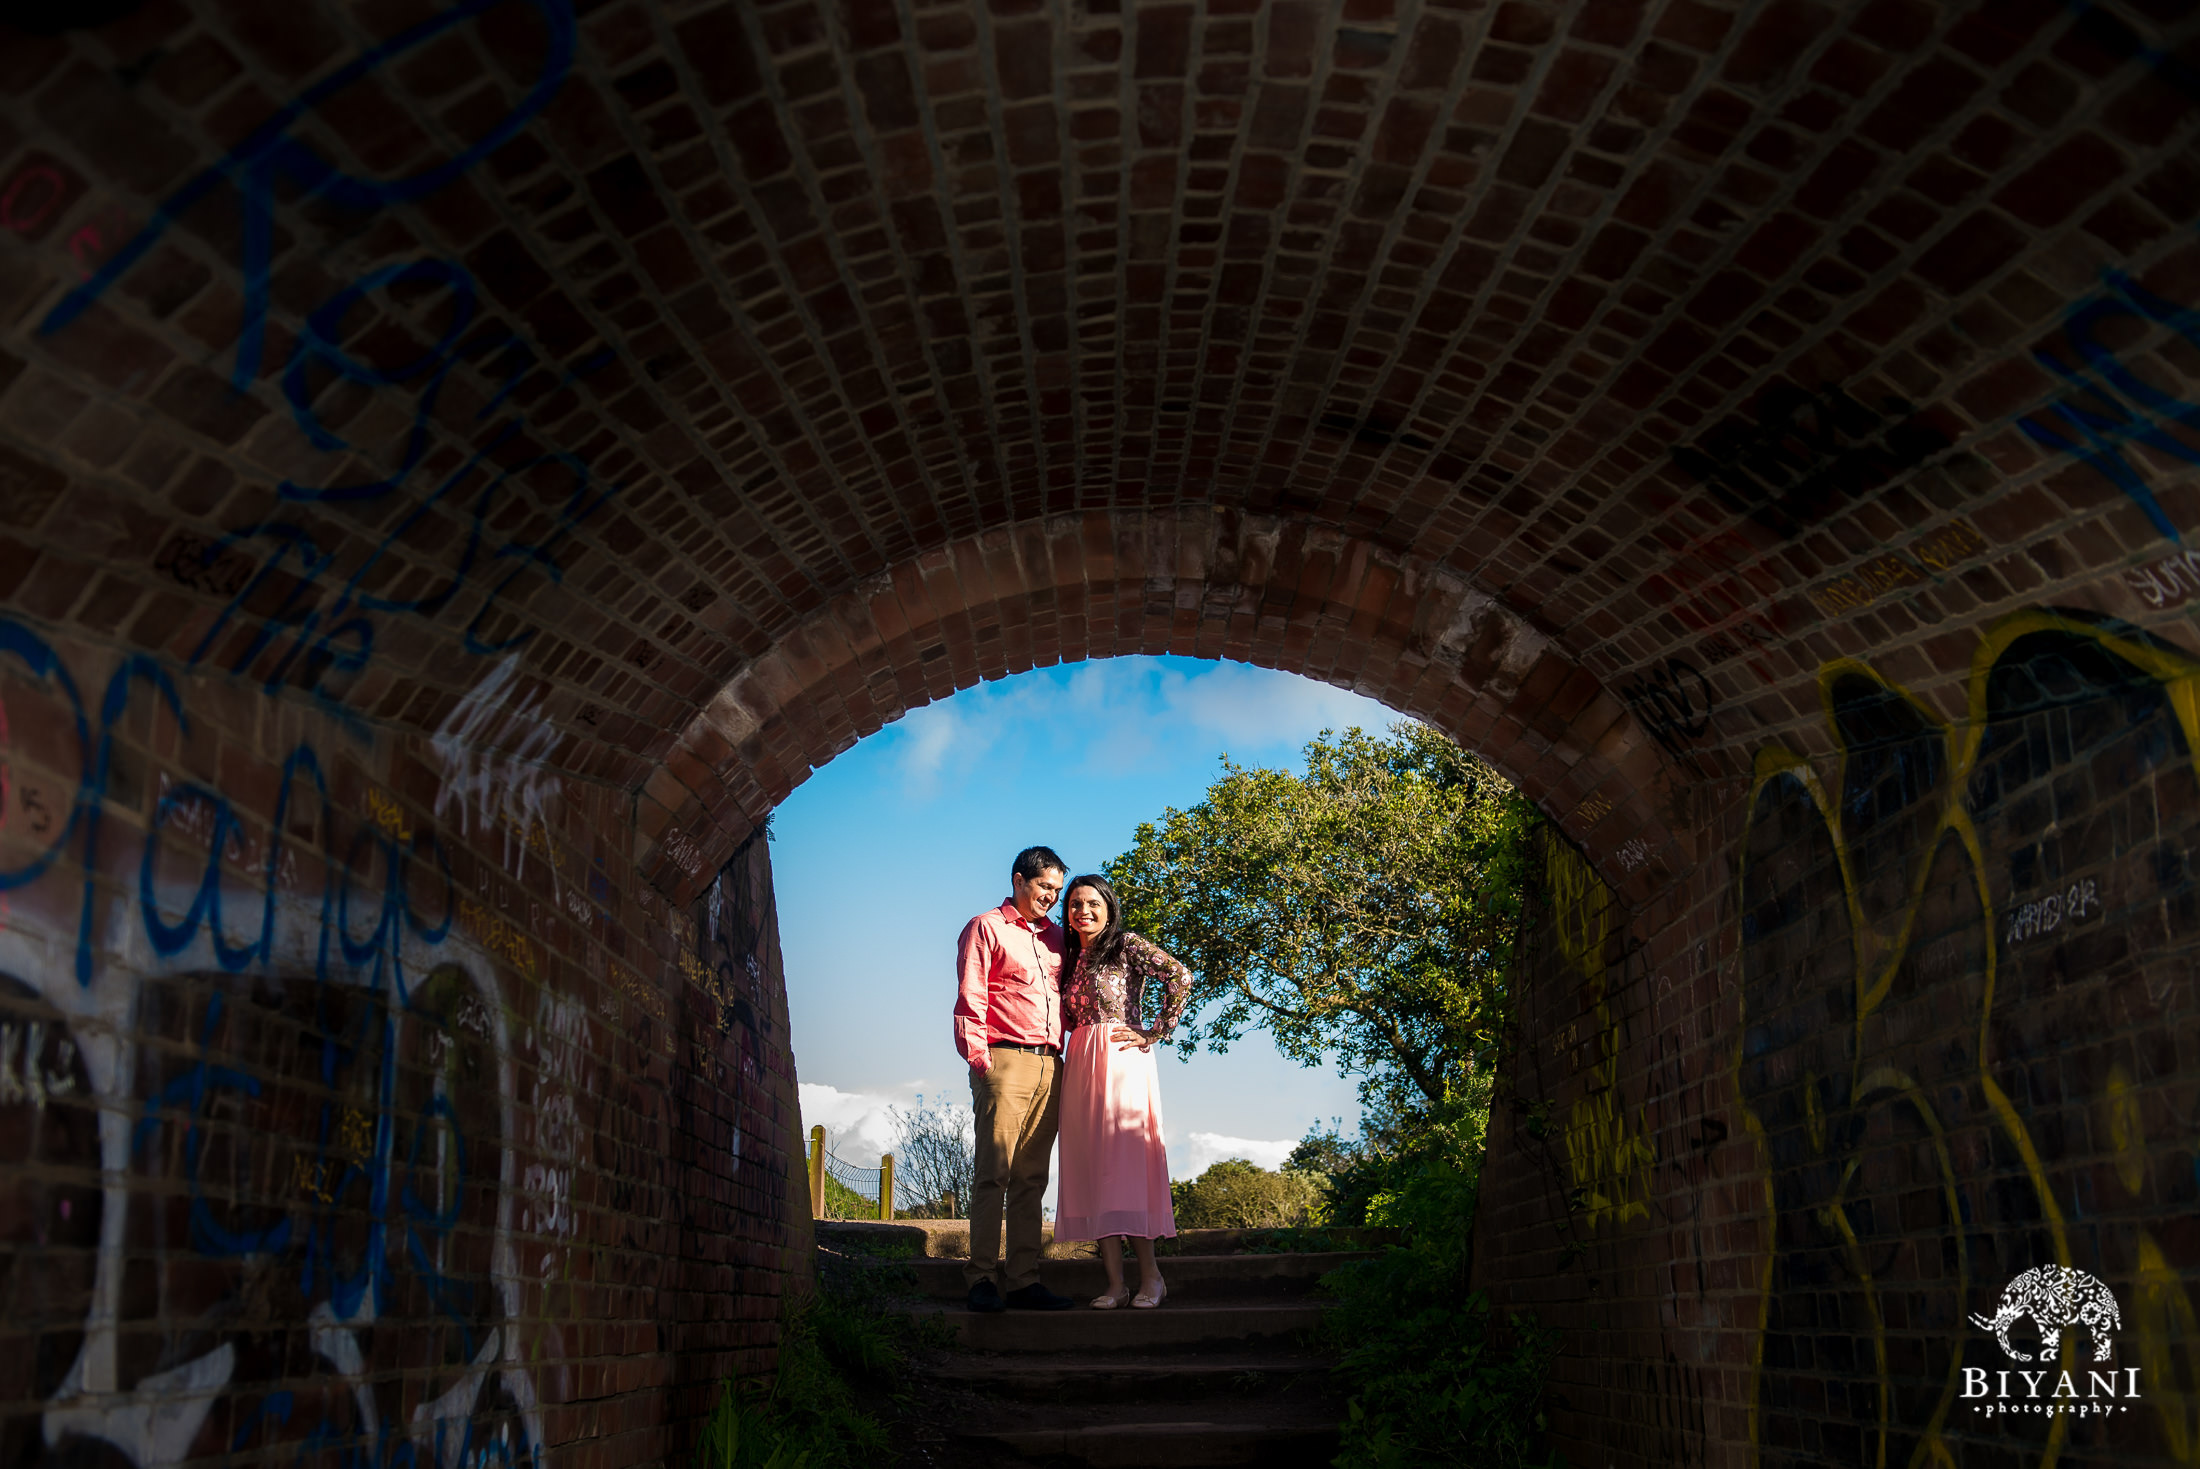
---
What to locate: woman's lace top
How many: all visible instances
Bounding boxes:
[1063,932,1193,1038]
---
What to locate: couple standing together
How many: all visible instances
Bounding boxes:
[952,846,1193,1313]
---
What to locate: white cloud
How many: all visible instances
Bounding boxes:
[1148,661,1395,753]
[893,702,967,798]
[800,1080,925,1161]
[883,657,1402,795]
[1173,1130,1300,1180]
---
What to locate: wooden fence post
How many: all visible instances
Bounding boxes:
[808,1124,825,1219]
[879,1153,894,1222]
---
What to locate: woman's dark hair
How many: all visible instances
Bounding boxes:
[1061,873,1128,978]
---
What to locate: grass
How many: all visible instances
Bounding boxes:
[1239,1226,1341,1254]
[817,1169,884,1221]
[693,1240,948,1468]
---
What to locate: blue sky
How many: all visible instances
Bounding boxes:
[776,655,1398,1191]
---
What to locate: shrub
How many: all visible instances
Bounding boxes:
[1169,1158,1327,1229]
[817,1169,878,1221]
[888,1097,975,1217]
[693,1246,926,1468]
[1290,1071,1494,1228]
[1285,1126,1390,1227]
[1327,1273,1563,1469]
[1316,1082,1567,1468]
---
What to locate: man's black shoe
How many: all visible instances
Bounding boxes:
[1005,1282,1074,1311]
[966,1280,1006,1313]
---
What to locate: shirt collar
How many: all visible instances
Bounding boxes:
[997,897,1056,933]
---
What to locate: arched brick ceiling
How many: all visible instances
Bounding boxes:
[660,508,1690,902]
[3,0,2199,900]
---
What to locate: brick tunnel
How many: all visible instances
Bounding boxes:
[2,0,2199,1463]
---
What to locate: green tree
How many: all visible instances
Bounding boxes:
[1170,1158,1327,1229]
[1105,722,1536,1138]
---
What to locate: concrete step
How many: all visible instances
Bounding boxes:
[950,1398,1342,1467]
[921,1349,1334,1402]
[910,1250,1373,1301]
[817,1219,1399,1259]
[904,1299,1330,1352]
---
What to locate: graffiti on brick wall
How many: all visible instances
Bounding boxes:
[2003,877,2102,946]
[39,0,574,392]
[1619,657,1714,763]
[0,618,465,993]
[1738,611,2200,1466]
[0,619,578,1467]
[2119,546,2200,609]
[1546,832,1654,1232]
[435,655,564,894]
[163,321,617,720]
[695,838,791,1232]
[33,0,618,720]
[0,157,77,240]
[1806,518,1990,617]
[2019,270,2200,543]
[1672,383,1951,541]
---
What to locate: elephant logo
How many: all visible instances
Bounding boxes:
[1970,1266,2123,1363]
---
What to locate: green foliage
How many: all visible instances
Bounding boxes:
[1169,1157,1327,1229]
[1289,1072,1495,1230]
[817,1170,878,1221]
[1106,722,1536,1137]
[694,1253,928,1469]
[1327,1285,1564,1469]
[1238,1226,1339,1254]
[1320,1097,1565,1469]
[694,1383,812,1469]
[827,1231,919,1260]
[1286,1126,1389,1228]
[1107,719,1560,1463]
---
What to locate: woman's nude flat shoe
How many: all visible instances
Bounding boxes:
[1090,1287,1131,1309]
[1131,1276,1167,1309]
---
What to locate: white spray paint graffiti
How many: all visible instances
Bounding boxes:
[0,1019,76,1106]
[523,990,590,1275]
[0,634,556,1468]
[434,653,565,896]
[2119,547,2200,609]
[2005,876,2103,945]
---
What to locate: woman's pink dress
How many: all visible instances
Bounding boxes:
[1055,932,1194,1241]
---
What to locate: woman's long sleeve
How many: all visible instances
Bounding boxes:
[1128,933,1194,1041]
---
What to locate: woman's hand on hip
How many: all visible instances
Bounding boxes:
[1108,1024,1152,1050]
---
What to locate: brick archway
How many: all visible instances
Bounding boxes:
[642,505,1704,900]
[6,0,2200,1464]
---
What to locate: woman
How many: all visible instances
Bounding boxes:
[1053,873,1194,1309]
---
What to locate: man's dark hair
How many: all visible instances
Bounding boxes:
[1012,845,1066,882]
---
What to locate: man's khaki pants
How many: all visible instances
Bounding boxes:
[965,1047,1061,1292]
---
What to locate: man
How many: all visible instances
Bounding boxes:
[952,845,1075,1313]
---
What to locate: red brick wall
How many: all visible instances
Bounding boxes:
[3,0,2200,1465]
[1476,618,2200,1467]
[0,630,806,1467]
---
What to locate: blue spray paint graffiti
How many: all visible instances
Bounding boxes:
[2019,270,2200,543]
[39,0,577,393]
[0,612,553,1467]
[0,616,458,989]
[120,966,535,1469]
[37,0,615,713]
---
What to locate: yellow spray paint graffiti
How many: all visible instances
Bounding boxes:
[1737,610,2200,1469]
[2134,1231,2200,1465]
[1547,831,1655,1232]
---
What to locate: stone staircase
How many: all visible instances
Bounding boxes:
[823,1223,1388,1467]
